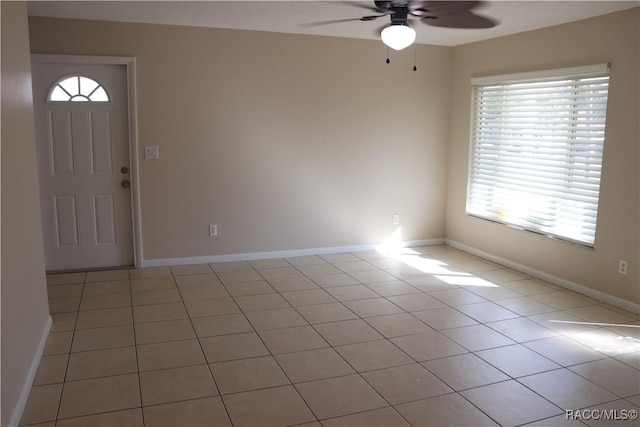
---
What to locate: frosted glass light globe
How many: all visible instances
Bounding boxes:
[381,24,416,51]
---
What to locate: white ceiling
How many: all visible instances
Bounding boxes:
[27,0,639,47]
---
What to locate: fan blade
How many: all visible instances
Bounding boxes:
[422,1,482,15]
[300,17,373,28]
[362,13,390,21]
[422,12,497,29]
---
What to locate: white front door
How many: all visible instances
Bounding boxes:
[32,61,134,271]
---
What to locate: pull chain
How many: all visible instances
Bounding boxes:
[413,46,417,71]
[386,47,390,64]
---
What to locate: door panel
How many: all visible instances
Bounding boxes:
[93,194,117,245]
[53,195,79,247]
[90,110,113,174]
[32,62,133,271]
[49,109,75,175]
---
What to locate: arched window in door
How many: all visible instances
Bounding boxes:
[49,75,110,102]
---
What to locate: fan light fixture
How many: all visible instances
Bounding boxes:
[381,24,416,50]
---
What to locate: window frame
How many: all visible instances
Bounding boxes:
[466,63,610,247]
[47,74,111,103]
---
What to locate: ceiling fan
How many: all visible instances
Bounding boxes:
[306,1,498,50]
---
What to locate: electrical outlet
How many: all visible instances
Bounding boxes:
[393,214,400,225]
[209,224,217,237]
[619,259,628,275]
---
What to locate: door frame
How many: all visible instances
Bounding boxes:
[32,54,143,268]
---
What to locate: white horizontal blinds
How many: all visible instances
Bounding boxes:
[467,64,610,246]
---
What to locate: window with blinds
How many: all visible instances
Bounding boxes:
[467,64,610,247]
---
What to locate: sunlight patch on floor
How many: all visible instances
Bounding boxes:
[434,274,499,287]
[548,321,640,353]
[377,231,500,281]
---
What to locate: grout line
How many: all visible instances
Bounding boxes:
[319,405,413,425]
[182,267,236,426]
[53,273,87,423]
[127,273,146,427]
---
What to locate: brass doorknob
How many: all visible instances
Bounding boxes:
[121,180,130,189]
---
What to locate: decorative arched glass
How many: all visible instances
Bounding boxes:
[49,75,109,102]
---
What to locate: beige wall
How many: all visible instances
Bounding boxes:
[1,2,51,426]
[28,17,452,261]
[446,8,640,304]
[27,9,639,307]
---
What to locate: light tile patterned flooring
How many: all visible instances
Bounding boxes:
[22,245,640,426]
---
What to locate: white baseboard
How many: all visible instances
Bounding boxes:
[142,239,445,268]
[446,239,640,314]
[9,315,52,427]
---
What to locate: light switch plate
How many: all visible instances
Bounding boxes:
[145,146,159,160]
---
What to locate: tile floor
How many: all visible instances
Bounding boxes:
[21,245,640,426]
